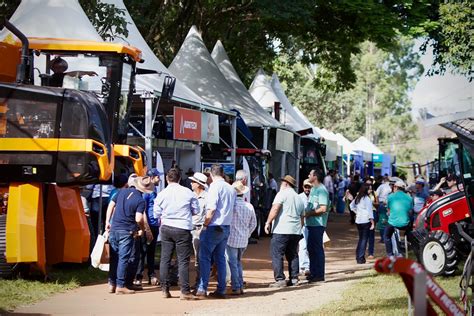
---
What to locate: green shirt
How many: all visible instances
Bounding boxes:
[305,184,329,227]
[272,187,305,235]
[387,191,413,227]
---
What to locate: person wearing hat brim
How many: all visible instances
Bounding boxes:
[384,179,413,257]
[264,174,305,288]
[189,172,208,287]
[304,169,330,283]
[106,175,152,295]
[154,168,200,300]
[226,181,257,295]
[297,179,313,276]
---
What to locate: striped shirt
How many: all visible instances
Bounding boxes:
[227,197,257,248]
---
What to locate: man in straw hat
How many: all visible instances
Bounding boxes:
[188,171,208,288]
[107,175,154,295]
[384,180,413,256]
[154,168,199,300]
[264,175,305,288]
[226,181,257,295]
[305,169,330,282]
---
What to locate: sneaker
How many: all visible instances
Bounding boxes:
[195,290,207,300]
[230,288,244,295]
[149,275,159,286]
[115,287,135,295]
[128,284,143,291]
[133,279,142,286]
[180,292,196,300]
[209,291,226,299]
[108,284,116,294]
[162,290,172,298]
[367,255,375,260]
[269,280,287,288]
[287,279,300,286]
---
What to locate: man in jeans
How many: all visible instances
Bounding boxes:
[264,175,304,288]
[196,164,236,299]
[107,176,154,295]
[305,169,329,283]
[226,181,257,295]
[154,168,199,300]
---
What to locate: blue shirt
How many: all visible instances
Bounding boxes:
[154,183,199,230]
[206,178,236,226]
[110,188,145,232]
[143,189,159,227]
[387,191,413,227]
[413,190,429,213]
[305,184,330,227]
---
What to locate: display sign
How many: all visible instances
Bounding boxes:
[201,162,235,179]
[275,129,294,152]
[173,107,201,142]
[201,112,220,144]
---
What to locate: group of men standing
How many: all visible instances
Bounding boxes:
[106,164,256,300]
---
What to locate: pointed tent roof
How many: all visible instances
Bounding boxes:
[352,136,383,161]
[100,0,213,109]
[211,40,280,127]
[334,133,356,155]
[248,69,280,111]
[0,0,102,41]
[169,27,280,128]
[270,73,313,132]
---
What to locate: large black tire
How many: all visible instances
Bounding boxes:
[0,214,16,278]
[421,230,457,276]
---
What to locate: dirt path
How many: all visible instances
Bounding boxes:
[14,213,385,315]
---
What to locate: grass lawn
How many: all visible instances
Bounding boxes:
[0,264,107,312]
[310,271,462,315]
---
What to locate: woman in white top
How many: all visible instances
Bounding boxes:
[350,184,375,264]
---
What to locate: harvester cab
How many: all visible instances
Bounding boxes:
[0,20,147,277]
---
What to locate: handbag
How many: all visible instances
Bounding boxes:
[91,232,109,270]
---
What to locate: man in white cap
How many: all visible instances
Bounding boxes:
[226,181,257,295]
[298,179,312,276]
[188,172,208,288]
[384,180,413,256]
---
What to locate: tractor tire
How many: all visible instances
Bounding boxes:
[421,230,457,276]
[0,214,16,278]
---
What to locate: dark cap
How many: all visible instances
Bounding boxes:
[146,168,162,177]
[430,189,444,197]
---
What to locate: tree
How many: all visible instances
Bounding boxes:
[275,38,423,163]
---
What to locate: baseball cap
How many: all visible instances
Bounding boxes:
[303,179,312,187]
[146,168,162,177]
[394,180,406,189]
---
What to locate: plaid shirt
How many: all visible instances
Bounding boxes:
[227,196,257,248]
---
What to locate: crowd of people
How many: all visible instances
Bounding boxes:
[83,162,461,299]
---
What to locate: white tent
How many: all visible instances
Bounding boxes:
[352,136,383,161]
[248,69,279,112]
[169,26,280,128]
[334,133,356,155]
[101,0,212,109]
[0,0,101,41]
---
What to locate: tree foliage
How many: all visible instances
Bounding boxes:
[275,38,423,163]
[80,0,129,41]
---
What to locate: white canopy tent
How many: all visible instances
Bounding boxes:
[352,136,384,161]
[334,133,356,175]
[169,26,280,129]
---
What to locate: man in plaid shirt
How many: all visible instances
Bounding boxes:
[226,181,257,295]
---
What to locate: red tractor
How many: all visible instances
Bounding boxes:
[411,133,474,276]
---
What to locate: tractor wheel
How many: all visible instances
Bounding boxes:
[421,230,457,276]
[0,214,16,278]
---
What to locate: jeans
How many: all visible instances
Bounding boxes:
[127,236,141,287]
[298,227,309,271]
[191,227,202,285]
[384,224,409,256]
[198,225,230,294]
[270,233,300,281]
[136,225,159,280]
[356,223,371,262]
[108,230,134,288]
[307,226,325,280]
[159,225,193,294]
[226,246,246,291]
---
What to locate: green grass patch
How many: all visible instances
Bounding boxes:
[0,264,107,312]
[310,271,462,315]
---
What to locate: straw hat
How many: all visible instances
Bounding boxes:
[189,172,208,189]
[281,175,297,188]
[134,176,155,193]
[233,180,250,195]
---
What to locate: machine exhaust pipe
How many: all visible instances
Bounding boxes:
[2,19,32,84]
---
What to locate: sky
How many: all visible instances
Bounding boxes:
[411,40,473,119]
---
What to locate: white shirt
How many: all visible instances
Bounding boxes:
[350,196,374,224]
[376,182,392,204]
[154,183,199,230]
[323,175,334,194]
[91,184,113,199]
[298,192,310,209]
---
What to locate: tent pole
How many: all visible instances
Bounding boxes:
[263,127,269,150]
[231,115,237,170]
[295,136,301,186]
[142,91,155,169]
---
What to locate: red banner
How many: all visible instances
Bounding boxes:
[173,107,202,142]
